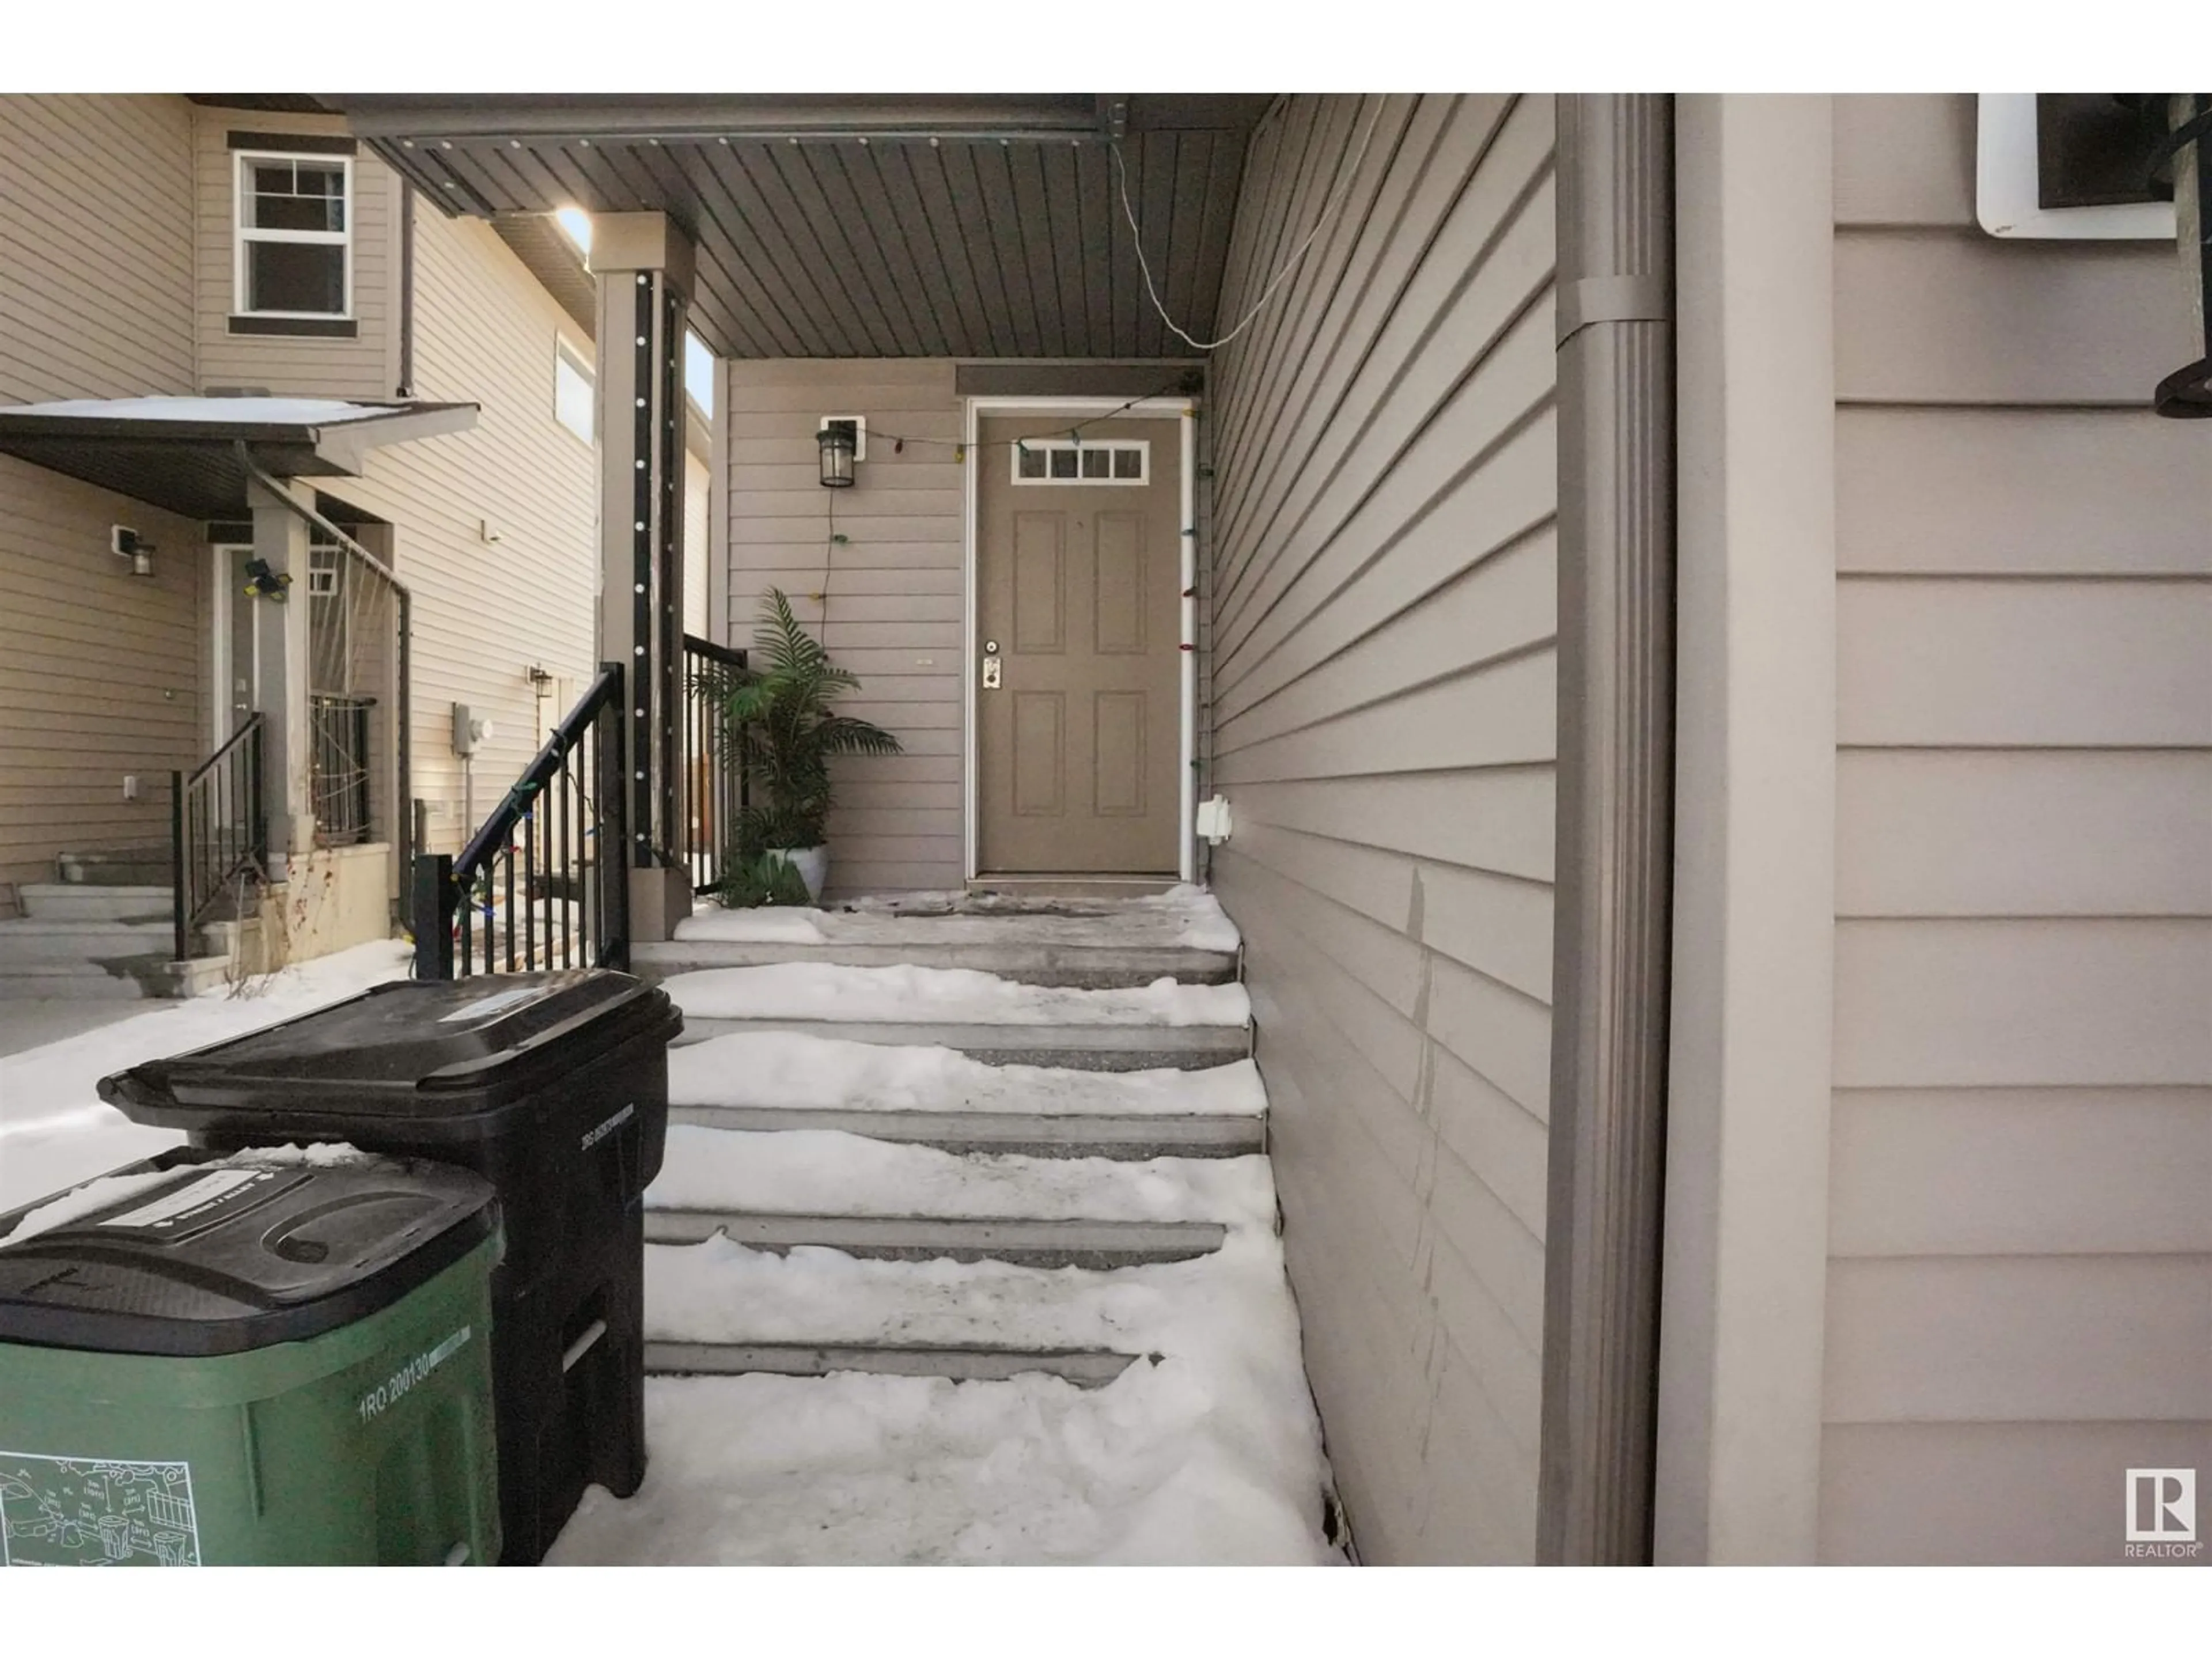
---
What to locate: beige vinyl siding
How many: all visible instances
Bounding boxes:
[192,105,395,401]
[1821,94,2212,1566]
[0,95,195,399]
[1205,93,1558,1563]
[316,202,599,854]
[0,94,202,914]
[722,359,965,895]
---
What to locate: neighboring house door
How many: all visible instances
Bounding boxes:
[975,416,1182,874]
[217,545,260,740]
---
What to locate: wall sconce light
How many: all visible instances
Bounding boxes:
[817,416,863,487]
[2153,93,2211,416]
[111,525,156,578]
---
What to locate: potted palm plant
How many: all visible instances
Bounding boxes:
[702,588,902,903]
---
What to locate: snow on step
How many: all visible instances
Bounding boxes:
[647,1230,1298,1361]
[673,884,1240,952]
[546,1365,1335,1565]
[646,1127,1274,1227]
[552,1229,1336,1565]
[669,1032,1265,1116]
[661,962,1250,1027]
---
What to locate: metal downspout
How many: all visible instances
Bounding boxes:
[1536,94,1677,1566]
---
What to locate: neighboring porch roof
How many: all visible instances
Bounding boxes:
[0,397,479,520]
[325,94,1275,361]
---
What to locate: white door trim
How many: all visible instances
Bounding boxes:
[961,395,1198,885]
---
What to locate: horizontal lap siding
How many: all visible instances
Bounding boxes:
[312,207,599,855]
[1823,95,2212,1564]
[0,96,201,914]
[1206,93,1557,1563]
[722,359,965,895]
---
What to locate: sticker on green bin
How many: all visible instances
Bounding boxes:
[0,1451,200,1566]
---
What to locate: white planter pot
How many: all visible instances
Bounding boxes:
[766,845,830,902]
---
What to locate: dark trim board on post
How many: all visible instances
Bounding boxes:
[1538,93,1677,1567]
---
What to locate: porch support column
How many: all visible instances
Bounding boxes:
[592,211,695,942]
[247,474,316,880]
[1653,94,1837,1566]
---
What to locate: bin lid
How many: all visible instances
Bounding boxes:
[0,1150,498,1357]
[97,969,680,1130]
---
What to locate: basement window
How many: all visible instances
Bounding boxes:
[233,153,353,325]
[1010,438,1149,485]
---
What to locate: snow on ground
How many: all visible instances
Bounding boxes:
[668,1032,1266,1116]
[0,942,411,1211]
[646,1127,1275,1226]
[551,1229,1335,1566]
[677,885,1241,953]
[662,963,1250,1027]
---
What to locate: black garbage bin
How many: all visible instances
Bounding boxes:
[97,969,682,1566]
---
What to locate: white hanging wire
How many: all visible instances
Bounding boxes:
[1111,96,1392,354]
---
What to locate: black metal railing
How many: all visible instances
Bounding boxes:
[681,633,748,893]
[412,664,627,980]
[310,694,376,847]
[172,717,267,963]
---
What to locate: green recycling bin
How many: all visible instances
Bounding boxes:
[0,1149,502,1567]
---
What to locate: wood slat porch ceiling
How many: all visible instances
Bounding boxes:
[334,97,1272,361]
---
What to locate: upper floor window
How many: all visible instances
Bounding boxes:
[235,153,351,319]
[555,337,594,443]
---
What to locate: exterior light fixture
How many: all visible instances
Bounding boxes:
[817,418,859,488]
[2153,93,2211,416]
[111,525,155,578]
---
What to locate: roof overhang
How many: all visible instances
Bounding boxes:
[0,398,479,521]
[316,93,1275,362]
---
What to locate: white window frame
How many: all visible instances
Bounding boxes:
[554,335,595,445]
[1975,94,2177,241]
[1008,437,1150,486]
[306,539,340,597]
[233,150,354,320]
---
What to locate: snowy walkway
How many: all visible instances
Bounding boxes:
[552,923,1339,1566]
[0,941,412,1213]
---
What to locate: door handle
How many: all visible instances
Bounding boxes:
[981,639,1002,691]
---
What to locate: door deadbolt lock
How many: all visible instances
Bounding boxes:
[982,654,1002,690]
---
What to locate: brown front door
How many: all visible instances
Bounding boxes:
[976,415,1182,874]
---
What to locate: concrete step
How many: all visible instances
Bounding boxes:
[0,919,177,964]
[643,1340,1142,1388]
[634,937,1234,989]
[18,885,175,925]
[669,1018,1250,1070]
[0,961,153,1001]
[666,1102,1264,1159]
[643,1210,1228,1268]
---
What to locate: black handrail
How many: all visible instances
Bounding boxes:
[681,632,748,893]
[171,715,267,964]
[412,663,628,979]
